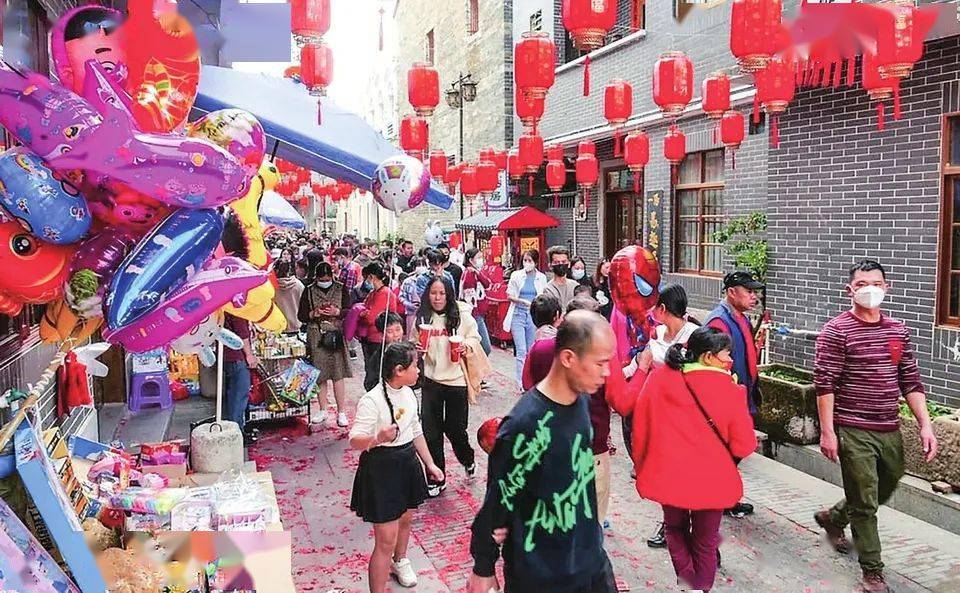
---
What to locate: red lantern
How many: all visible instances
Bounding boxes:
[874,0,936,81]
[518,133,544,174]
[515,87,545,131]
[291,0,330,41]
[429,149,448,181]
[445,162,463,194]
[460,164,479,199]
[546,160,566,192]
[862,51,901,132]
[299,196,310,208]
[489,234,504,259]
[507,149,524,183]
[623,131,649,193]
[729,0,783,73]
[754,54,794,147]
[301,42,333,124]
[604,79,633,156]
[653,51,694,120]
[578,139,595,156]
[408,62,440,117]
[562,0,617,51]
[575,147,598,211]
[476,159,499,196]
[493,150,508,171]
[479,148,496,164]
[664,126,686,164]
[399,115,429,159]
[547,144,564,162]
[720,111,745,169]
[514,31,556,101]
[702,72,731,119]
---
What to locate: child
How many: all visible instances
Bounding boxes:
[349,341,444,592]
[364,312,405,392]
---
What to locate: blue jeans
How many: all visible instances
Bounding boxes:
[223,360,251,432]
[475,315,492,356]
[510,307,536,386]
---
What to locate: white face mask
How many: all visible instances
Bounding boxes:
[853,285,885,309]
[523,261,536,272]
[571,268,585,280]
[474,258,485,269]
[317,280,333,289]
[415,266,428,275]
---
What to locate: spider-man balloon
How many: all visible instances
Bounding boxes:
[609,245,661,349]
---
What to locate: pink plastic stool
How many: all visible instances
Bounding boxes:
[128,372,173,412]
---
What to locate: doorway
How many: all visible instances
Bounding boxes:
[603,167,644,260]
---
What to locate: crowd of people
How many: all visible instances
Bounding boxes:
[233,230,938,593]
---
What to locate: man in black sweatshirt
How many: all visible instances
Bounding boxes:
[468,310,618,593]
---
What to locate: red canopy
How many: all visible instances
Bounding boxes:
[455,206,559,232]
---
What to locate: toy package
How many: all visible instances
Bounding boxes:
[279,359,320,405]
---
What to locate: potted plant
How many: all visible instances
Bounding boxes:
[899,401,960,489]
[757,364,820,445]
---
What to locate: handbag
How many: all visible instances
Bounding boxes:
[319,328,344,350]
[681,375,741,464]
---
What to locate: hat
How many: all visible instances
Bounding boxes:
[723,271,764,290]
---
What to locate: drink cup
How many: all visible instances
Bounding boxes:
[418,324,433,351]
[449,335,464,363]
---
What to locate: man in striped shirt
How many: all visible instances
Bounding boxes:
[814,260,939,593]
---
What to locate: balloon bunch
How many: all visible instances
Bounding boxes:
[0,3,283,362]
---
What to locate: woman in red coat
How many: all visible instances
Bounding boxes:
[631,326,756,593]
[359,262,402,388]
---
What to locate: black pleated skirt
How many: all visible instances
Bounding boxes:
[350,442,428,524]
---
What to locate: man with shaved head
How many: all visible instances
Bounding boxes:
[468,310,618,593]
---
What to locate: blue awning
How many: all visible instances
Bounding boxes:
[259,190,306,230]
[192,66,453,211]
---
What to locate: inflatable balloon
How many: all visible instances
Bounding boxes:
[222,161,280,269]
[50,5,128,94]
[187,110,267,177]
[85,182,170,234]
[221,281,287,333]
[0,221,75,316]
[40,297,103,344]
[106,208,224,329]
[0,147,91,245]
[477,417,502,455]
[70,229,135,279]
[372,155,431,214]
[0,61,248,209]
[124,0,200,133]
[170,311,242,367]
[105,256,267,352]
[609,244,661,332]
[424,220,444,247]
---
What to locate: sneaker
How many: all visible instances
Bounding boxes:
[391,557,418,587]
[310,409,327,425]
[646,523,667,548]
[861,569,890,593]
[465,463,476,478]
[242,433,258,447]
[426,482,446,498]
[814,510,851,554]
[724,502,754,518]
[337,412,349,427]
[349,349,358,360]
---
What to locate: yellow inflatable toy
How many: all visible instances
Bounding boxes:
[221,161,287,332]
[40,298,102,344]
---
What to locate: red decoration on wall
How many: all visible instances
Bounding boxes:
[605,79,633,156]
[653,51,694,120]
[514,31,556,100]
[729,0,783,73]
[507,149,524,182]
[493,150,508,171]
[408,62,440,117]
[399,115,429,159]
[445,162,463,194]
[623,131,649,193]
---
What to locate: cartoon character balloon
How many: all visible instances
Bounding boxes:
[187,110,267,178]
[477,417,502,455]
[372,155,431,214]
[609,244,661,343]
[50,5,128,94]
[221,161,281,269]
[0,221,75,315]
[424,220,444,247]
[0,147,92,245]
[170,311,242,367]
[85,182,170,234]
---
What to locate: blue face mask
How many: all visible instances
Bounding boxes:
[362,280,374,291]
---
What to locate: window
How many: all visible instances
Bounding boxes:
[938,115,960,326]
[424,29,435,64]
[529,9,543,32]
[467,0,479,35]
[673,149,725,275]
[562,0,639,64]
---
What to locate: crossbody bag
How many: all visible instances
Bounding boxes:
[681,375,741,464]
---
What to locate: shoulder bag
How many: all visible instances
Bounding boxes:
[681,374,741,464]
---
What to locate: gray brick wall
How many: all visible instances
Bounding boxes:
[767,35,960,409]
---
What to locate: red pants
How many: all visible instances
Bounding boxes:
[662,505,723,591]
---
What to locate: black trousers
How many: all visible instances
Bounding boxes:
[504,555,617,593]
[362,340,383,393]
[421,378,474,482]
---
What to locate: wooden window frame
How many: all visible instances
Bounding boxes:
[937,113,960,326]
[673,150,725,277]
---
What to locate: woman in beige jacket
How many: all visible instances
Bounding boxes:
[416,275,482,497]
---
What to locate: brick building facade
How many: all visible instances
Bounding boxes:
[393,0,514,243]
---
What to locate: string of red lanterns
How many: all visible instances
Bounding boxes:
[729,0,783,74]
[623,131,649,193]
[575,140,598,212]
[291,0,332,125]
[408,62,440,117]
[753,54,795,148]
[562,0,617,96]
[399,115,429,160]
[604,80,633,157]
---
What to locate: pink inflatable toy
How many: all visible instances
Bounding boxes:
[50,5,128,94]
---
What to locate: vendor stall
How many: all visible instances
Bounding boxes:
[454,206,559,270]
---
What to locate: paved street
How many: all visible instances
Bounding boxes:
[247,349,960,593]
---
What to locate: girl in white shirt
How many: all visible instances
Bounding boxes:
[349,341,443,592]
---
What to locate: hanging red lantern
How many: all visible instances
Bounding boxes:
[653,51,694,120]
[664,125,686,186]
[429,149,448,181]
[547,144,564,162]
[729,0,783,74]
[476,159,499,196]
[874,0,936,81]
[754,54,794,147]
[518,133,544,174]
[301,42,333,124]
[720,111,745,169]
[399,115,429,159]
[492,150,508,171]
[507,149,524,188]
[445,162,463,194]
[575,146,598,212]
[515,87,545,131]
[578,140,595,156]
[408,62,440,117]
[479,148,496,164]
[460,164,479,199]
[299,196,310,208]
[489,234,504,259]
[862,51,902,132]
[604,79,633,156]
[291,0,330,41]
[514,31,556,101]
[562,0,617,96]
[702,72,731,119]
[623,131,649,193]
[546,159,566,208]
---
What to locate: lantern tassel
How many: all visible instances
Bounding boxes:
[893,82,901,120]
[752,93,760,124]
[732,149,736,170]
[633,171,639,193]
[846,57,855,86]
[770,115,780,148]
[554,192,559,208]
[528,174,533,196]
[378,8,385,51]
[583,55,591,97]
[614,129,621,157]
[317,100,323,126]
[877,102,885,132]
[584,188,590,213]
[485,198,489,216]
[832,60,842,88]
